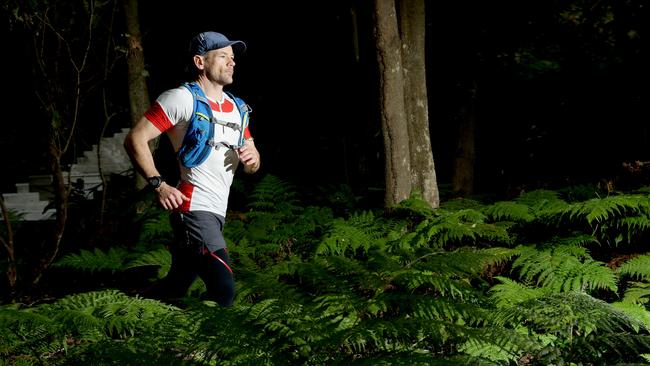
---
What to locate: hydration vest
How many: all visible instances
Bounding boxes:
[177,82,251,168]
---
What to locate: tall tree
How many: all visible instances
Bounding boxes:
[373,0,439,208]
[122,0,150,190]
[398,0,439,207]
[373,0,412,207]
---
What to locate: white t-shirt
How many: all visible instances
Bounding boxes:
[144,85,251,217]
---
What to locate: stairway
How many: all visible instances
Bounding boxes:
[2,128,132,221]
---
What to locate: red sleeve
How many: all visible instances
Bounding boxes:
[244,125,252,139]
[144,101,173,132]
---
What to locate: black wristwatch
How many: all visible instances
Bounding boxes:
[147,175,164,189]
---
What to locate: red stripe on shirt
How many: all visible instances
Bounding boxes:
[208,99,234,113]
[144,102,173,132]
[176,181,195,212]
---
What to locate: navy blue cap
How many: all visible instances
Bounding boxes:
[189,31,246,56]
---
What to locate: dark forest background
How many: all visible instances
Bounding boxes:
[2,0,646,197]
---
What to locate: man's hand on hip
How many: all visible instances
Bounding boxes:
[156,182,190,210]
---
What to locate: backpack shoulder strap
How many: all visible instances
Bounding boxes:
[224,91,252,147]
[183,82,213,120]
[177,82,216,168]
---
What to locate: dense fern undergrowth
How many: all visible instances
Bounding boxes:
[3,175,650,365]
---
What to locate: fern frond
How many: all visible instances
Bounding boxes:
[395,270,476,299]
[493,292,650,364]
[622,281,650,305]
[137,208,174,245]
[179,299,311,365]
[317,211,390,255]
[618,215,650,242]
[458,335,525,365]
[355,353,506,366]
[123,247,171,278]
[512,244,617,293]
[0,305,65,364]
[394,191,436,217]
[316,211,404,255]
[400,209,512,250]
[489,276,549,307]
[558,194,649,225]
[408,247,517,278]
[40,290,178,341]
[619,254,650,281]
[611,301,650,332]
[485,201,534,223]
[53,247,130,273]
[247,174,301,214]
[409,296,487,325]
[236,259,308,303]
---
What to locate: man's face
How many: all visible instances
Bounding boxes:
[202,46,236,86]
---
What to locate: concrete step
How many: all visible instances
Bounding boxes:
[3,191,41,204]
[1,126,133,220]
[19,210,56,221]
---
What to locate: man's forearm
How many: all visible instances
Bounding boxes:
[124,119,163,180]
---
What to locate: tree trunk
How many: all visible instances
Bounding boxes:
[398,0,439,208]
[452,82,477,197]
[0,196,16,295]
[33,141,69,285]
[123,0,151,190]
[374,0,412,207]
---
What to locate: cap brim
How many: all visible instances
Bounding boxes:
[227,40,246,53]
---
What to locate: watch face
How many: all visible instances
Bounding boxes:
[148,176,162,188]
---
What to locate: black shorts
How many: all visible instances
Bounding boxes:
[170,211,227,252]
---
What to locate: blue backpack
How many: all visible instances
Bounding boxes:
[177,82,251,168]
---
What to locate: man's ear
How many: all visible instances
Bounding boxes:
[193,55,205,70]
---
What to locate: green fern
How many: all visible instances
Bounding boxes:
[122,247,172,278]
[618,215,650,243]
[0,305,64,365]
[611,301,650,332]
[42,290,178,339]
[489,276,549,307]
[485,201,535,223]
[512,244,618,293]
[458,336,524,364]
[514,189,567,210]
[0,290,180,365]
[317,211,393,255]
[400,209,512,250]
[622,282,650,305]
[394,191,436,217]
[619,254,650,281]
[557,194,649,226]
[137,207,174,245]
[493,292,650,365]
[53,247,130,273]
[247,174,301,214]
[617,255,650,316]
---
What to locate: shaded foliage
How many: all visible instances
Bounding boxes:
[4,177,650,365]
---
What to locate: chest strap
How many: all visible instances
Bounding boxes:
[207,140,239,151]
[213,117,242,131]
[194,112,242,132]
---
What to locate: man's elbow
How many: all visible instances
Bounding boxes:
[123,133,134,154]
